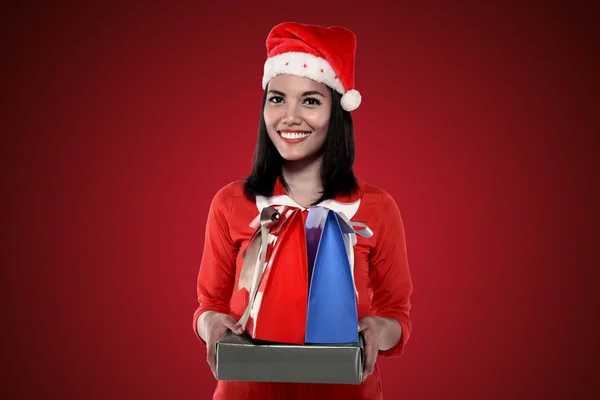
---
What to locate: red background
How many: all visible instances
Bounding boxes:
[3,1,598,399]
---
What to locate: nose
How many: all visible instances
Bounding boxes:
[282,103,301,125]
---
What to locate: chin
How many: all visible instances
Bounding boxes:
[280,153,308,162]
[279,150,321,163]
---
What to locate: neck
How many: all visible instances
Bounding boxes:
[281,155,323,207]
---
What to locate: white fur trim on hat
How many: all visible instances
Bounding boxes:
[262,52,346,95]
[340,89,361,111]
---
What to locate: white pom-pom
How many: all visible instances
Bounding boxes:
[340,89,361,111]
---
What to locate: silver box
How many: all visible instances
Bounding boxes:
[215,332,364,384]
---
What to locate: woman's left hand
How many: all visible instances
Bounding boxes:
[358,317,382,382]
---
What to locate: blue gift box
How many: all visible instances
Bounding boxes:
[305,207,360,344]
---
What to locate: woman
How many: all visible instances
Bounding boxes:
[193,22,413,399]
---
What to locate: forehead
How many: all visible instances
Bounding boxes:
[267,74,330,96]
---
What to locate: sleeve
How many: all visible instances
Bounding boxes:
[368,191,413,358]
[192,184,238,346]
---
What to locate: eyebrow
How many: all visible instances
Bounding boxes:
[268,89,326,97]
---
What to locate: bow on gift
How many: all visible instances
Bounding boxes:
[236,195,373,345]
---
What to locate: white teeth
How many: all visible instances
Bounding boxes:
[280,131,311,139]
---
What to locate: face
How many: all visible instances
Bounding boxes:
[263,74,332,163]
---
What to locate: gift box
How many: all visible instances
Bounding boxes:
[215,330,365,384]
[237,205,372,345]
[215,203,373,384]
[239,205,310,345]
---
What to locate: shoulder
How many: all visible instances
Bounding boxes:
[208,179,249,210]
[212,179,246,200]
[356,178,400,210]
[355,179,407,246]
[209,179,257,214]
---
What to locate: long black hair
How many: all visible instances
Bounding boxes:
[243,86,359,205]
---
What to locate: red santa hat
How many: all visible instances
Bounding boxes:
[262,22,362,112]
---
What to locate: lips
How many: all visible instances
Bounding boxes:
[278,130,312,143]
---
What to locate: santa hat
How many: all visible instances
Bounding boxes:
[262,22,362,112]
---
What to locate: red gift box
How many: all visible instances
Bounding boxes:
[238,206,309,345]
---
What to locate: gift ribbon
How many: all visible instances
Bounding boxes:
[255,195,362,221]
[237,206,280,330]
[335,212,373,242]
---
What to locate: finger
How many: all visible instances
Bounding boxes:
[361,329,376,382]
[206,341,216,378]
[222,315,244,335]
[358,318,368,332]
[361,329,370,379]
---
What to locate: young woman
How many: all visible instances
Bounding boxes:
[193,22,413,399]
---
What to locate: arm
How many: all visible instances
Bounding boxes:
[368,190,413,357]
[192,184,239,345]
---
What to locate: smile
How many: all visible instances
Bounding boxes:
[278,131,312,143]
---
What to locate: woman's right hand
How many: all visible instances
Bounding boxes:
[200,311,244,377]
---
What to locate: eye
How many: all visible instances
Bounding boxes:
[268,95,284,104]
[303,97,322,106]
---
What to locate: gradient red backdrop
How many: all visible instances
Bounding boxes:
[3,1,597,399]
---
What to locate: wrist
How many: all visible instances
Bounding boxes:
[374,316,402,351]
[198,311,220,341]
[372,316,386,348]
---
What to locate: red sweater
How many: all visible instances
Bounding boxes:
[193,177,413,399]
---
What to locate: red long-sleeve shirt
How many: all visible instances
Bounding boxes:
[193,177,413,399]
